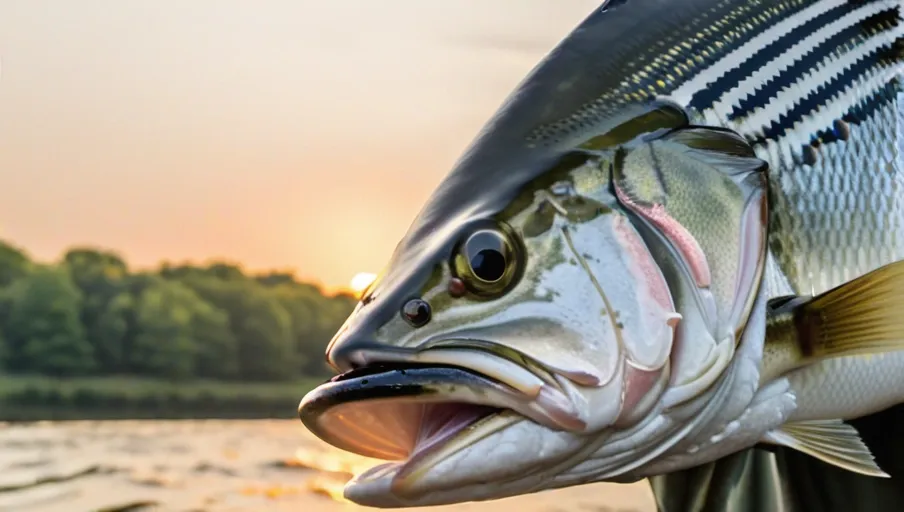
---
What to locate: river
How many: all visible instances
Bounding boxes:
[0,420,656,512]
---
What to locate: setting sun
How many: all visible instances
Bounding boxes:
[349,272,378,294]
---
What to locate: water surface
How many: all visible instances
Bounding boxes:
[0,420,656,511]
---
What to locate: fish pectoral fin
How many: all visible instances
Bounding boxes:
[793,260,904,362]
[763,419,890,478]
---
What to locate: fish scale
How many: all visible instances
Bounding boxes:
[787,352,904,421]
[525,0,904,298]
[639,0,904,509]
[663,0,904,297]
[759,88,904,296]
[530,0,815,145]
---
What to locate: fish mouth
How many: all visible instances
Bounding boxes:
[298,347,586,497]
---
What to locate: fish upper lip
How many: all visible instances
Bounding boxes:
[337,341,565,398]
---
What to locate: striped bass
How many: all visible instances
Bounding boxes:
[298,1,904,509]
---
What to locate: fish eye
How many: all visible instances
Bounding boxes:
[467,231,507,282]
[401,298,431,327]
[452,224,522,297]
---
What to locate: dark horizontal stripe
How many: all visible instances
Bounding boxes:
[798,77,900,164]
[608,1,757,95]
[842,74,901,126]
[621,0,813,102]
[690,0,857,113]
[526,0,752,142]
[730,5,900,120]
[665,1,815,94]
[753,35,904,144]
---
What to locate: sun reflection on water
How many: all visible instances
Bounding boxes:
[290,443,384,503]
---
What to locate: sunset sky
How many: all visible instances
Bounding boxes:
[0,0,600,290]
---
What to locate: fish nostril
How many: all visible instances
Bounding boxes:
[401,298,432,327]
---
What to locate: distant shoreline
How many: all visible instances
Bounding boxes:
[0,374,322,422]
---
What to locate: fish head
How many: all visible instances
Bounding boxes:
[297,110,702,505]
[327,150,684,405]
[298,1,772,506]
[299,122,770,506]
[301,161,682,506]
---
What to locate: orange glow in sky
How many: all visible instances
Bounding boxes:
[0,1,599,289]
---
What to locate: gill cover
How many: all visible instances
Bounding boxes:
[611,125,769,407]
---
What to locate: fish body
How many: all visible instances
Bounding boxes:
[299,0,904,509]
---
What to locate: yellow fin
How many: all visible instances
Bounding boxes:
[794,260,904,361]
[763,420,889,478]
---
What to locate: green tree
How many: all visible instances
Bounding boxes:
[130,278,200,379]
[0,328,7,371]
[0,238,356,383]
[205,263,245,281]
[189,296,238,379]
[0,241,31,288]
[175,274,298,381]
[256,271,299,287]
[270,284,318,371]
[269,283,355,377]
[63,248,131,373]
[236,290,296,380]
[0,285,14,362]
[161,262,246,282]
[3,266,95,375]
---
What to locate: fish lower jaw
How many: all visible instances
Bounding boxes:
[321,389,578,461]
[344,410,527,505]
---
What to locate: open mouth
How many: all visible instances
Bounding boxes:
[298,348,585,495]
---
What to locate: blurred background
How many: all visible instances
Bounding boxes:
[0,1,655,511]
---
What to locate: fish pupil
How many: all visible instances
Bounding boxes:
[471,249,506,282]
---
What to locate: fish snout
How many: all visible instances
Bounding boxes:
[325,321,421,373]
[325,328,387,372]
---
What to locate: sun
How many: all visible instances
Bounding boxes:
[349,272,378,294]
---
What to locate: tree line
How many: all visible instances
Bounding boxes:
[0,240,357,382]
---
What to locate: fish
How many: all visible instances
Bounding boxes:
[300,257,904,496]
[298,0,904,509]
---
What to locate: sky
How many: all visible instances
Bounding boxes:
[0,0,601,291]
